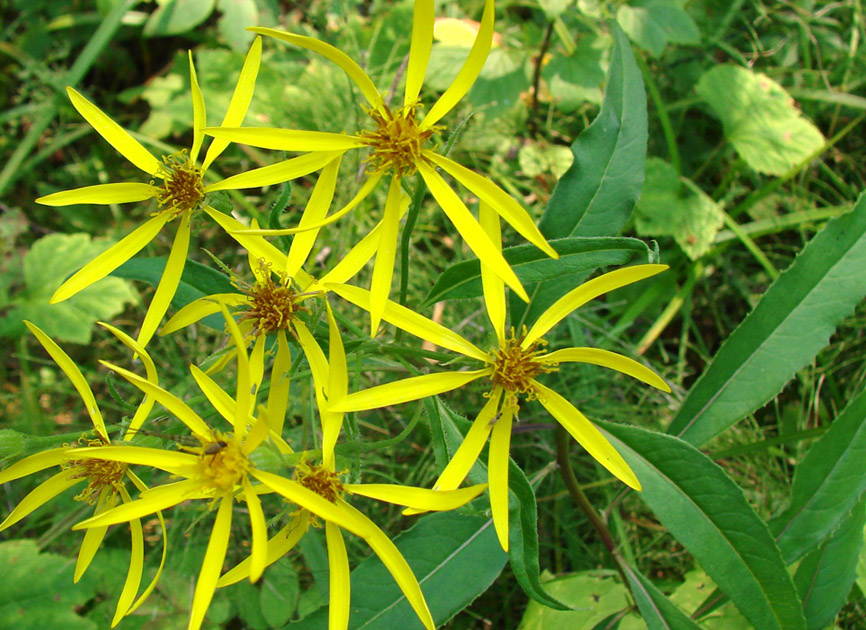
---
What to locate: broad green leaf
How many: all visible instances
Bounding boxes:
[232,581,270,630]
[517,570,629,630]
[259,557,300,627]
[770,388,866,564]
[668,193,866,446]
[519,142,574,179]
[634,158,724,260]
[288,511,506,630]
[143,0,216,36]
[542,33,611,109]
[602,423,806,630]
[468,47,530,117]
[217,0,259,51]
[423,237,656,306]
[621,564,702,630]
[695,65,825,175]
[6,233,136,343]
[668,570,750,629]
[793,496,866,630]
[0,539,97,630]
[616,0,700,58]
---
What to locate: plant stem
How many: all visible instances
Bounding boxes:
[395,177,427,342]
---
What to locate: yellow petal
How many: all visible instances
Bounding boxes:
[75,489,115,582]
[417,161,528,301]
[426,151,557,258]
[203,127,363,152]
[205,150,343,192]
[523,264,668,347]
[368,176,403,334]
[488,404,514,552]
[243,411,273,456]
[266,330,292,437]
[243,478,268,583]
[0,447,69,485]
[252,470,359,530]
[337,499,435,630]
[112,501,145,626]
[218,303,252,429]
[137,212,191,348]
[422,0,494,129]
[292,319,329,411]
[123,475,169,615]
[159,293,246,336]
[202,36,262,171]
[286,155,342,276]
[534,382,640,490]
[50,213,171,303]
[72,445,196,473]
[66,87,160,175]
[188,51,207,165]
[190,364,236,427]
[249,27,382,107]
[329,369,489,413]
[189,495,233,630]
[36,182,157,206]
[323,302,347,469]
[25,321,108,440]
[477,203,506,343]
[325,521,351,630]
[0,471,80,530]
[405,0,435,106]
[543,347,671,392]
[250,333,266,401]
[344,483,487,511]
[326,283,488,362]
[73,480,202,530]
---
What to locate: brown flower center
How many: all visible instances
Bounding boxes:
[65,438,126,504]
[295,462,344,503]
[490,329,557,400]
[154,150,205,217]
[236,261,305,336]
[358,103,438,176]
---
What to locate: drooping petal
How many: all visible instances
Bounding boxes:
[345,483,487,511]
[249,333,266,401]
[286,155,342,276]
[421,0,494,129]
[190,365,237,427]
[0,471,80,530]
[251,470,358,531]
[50,213,171,303]
[0,448,69,486]
[125,471,169,614]
[243,478,268,583]
[417,161,528,301]
[477,203,506,344]
[534,382,640,490]
[488,403,514,551]
[71,445,196,473]
[36,182,157,206]
[249,27,382,107]
[189,495,233,630]
[159,293,246,335]
[74,489,116,582]
[243,412,273,456]
[326,521,351,630]
[426,151,557,258]
[329,369,490,413]
[323,302,347,469]
[218,303,253,432]
[137,211,191,348]
[25,321,108,440]
[267,330,292,437]
[202,36,263,171]
[203,127,363,152]
[188,51,207,166]
[404,0,435,106]
[543,347,671,392]
[326,283,489,362]
[524,264,668,348]
[368,176,403,335]
[204,150,343,192]
[292,319,329,411]
[337,499,435,630]
[112,486,144,627]
[73,480,204,530]
[66,87,160,175]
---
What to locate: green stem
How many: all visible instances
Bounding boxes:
[635,52,680,174]
[395,177,427,342]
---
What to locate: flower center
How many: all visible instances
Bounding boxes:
[236,261,305,336]
[65,438,126,504]
[295,461,344,503]
[490,329,557,400]
[191,431,248,495]
[154,150,205,217]
[358,103,438,176]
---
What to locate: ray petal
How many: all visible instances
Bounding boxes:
[286,155,342,276]
[243,478,268,583]
[543,347,671,392]
[488,403,514,551]
[477,203,506,343]
[344,483,487,511]
[0,448,69,486]
[188,51,207,165]
[326,522,351,630]
[203,127,362,152]
[159,293,246,336]
[74,489,115,582]
[329,370,489,413]
[368,176,403,334]
[0,471,80,531]
[36,182,157,206]
[404,0,435,106]
[73,480,203,530]
[189,495,233,630]
[205,150,343,192]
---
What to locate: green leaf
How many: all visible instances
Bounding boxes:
[7,233,136,344]
[539,0,573,19]
[616,0,700,58]
[143,0,216,37]
[517,570,629,630]
[288,511,506,630]
[770,388,866,564]
[423,237,655,306]
[259,557,300,627]
[0,539,97,630]
[217,0,258,51]
[231,581,270,630]
[468,47,530,117]
[634,158,724,260]
[621,564,702,630]
[695,65,825,176]
[602,423,806,630]
[668,193,866,446]
[793,495,866,630]
[542,32,611,109]
[519,142,575,179]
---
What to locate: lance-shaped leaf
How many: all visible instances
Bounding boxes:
[621,564,702,630]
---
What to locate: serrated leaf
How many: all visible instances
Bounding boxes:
[621,564,702,630]
[695,65,825,175]
[143,0,216,37]
[668,192,866,446]
[634,158,724,259]
[602,423,806,630]
[793,495,866,630]
[288,511,506,630]
[517,570,629,630]
[424,237,655,306]
[259,557,299,627]
[616,0,700,58]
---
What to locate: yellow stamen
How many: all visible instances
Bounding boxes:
[64,437,126,504]
[153,149,205,217]
[490,328,557,402]
[359,103,439,176]
[236,260,306,336]
[188,431,248,495]
[295,461,344,504]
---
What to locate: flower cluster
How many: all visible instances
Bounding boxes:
[5,2,669,629]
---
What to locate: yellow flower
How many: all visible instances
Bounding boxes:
[204,0,557,332]
[325,206,671,551]
[35,38,329,348]
[0,321,167,627]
